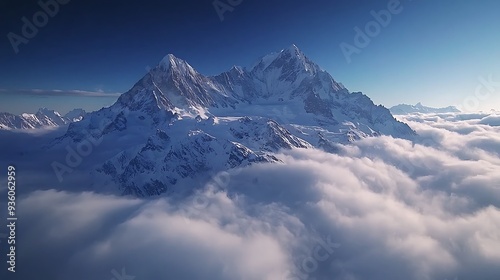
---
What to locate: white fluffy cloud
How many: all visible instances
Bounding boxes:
[3,112,500,280]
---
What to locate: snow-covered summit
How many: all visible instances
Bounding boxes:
[250,44,323,81]
[53,45,416,197]
[159,53,199,76]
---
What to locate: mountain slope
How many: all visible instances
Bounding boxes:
[54,45,416,197]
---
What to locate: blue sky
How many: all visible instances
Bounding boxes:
[0,0,499,114]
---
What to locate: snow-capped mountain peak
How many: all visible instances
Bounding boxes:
[159,53,198,76]
[35,107,66,125]
[229,65,245,75]
[37,107,61,116]
[284,43,301,54]
[280,44,312,68]
[251,44,319,77]
[53,45,416,197]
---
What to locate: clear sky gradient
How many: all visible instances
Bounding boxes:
[0,0,499,114]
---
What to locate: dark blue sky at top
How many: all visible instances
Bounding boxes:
[0,0,499,114]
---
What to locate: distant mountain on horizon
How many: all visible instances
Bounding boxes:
[0,108,86,130]
[390,102,461,115]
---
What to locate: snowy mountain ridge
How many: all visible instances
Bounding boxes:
[0,108,86,130]
[52,45,416,197]
[390,102,461,115]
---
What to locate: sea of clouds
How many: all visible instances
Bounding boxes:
[1,112,499,280]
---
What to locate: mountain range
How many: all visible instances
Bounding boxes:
[390,102,461,115]
[0,108,86,129]
[50,44,416,197]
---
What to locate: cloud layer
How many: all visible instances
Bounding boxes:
[2,112,500,280]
